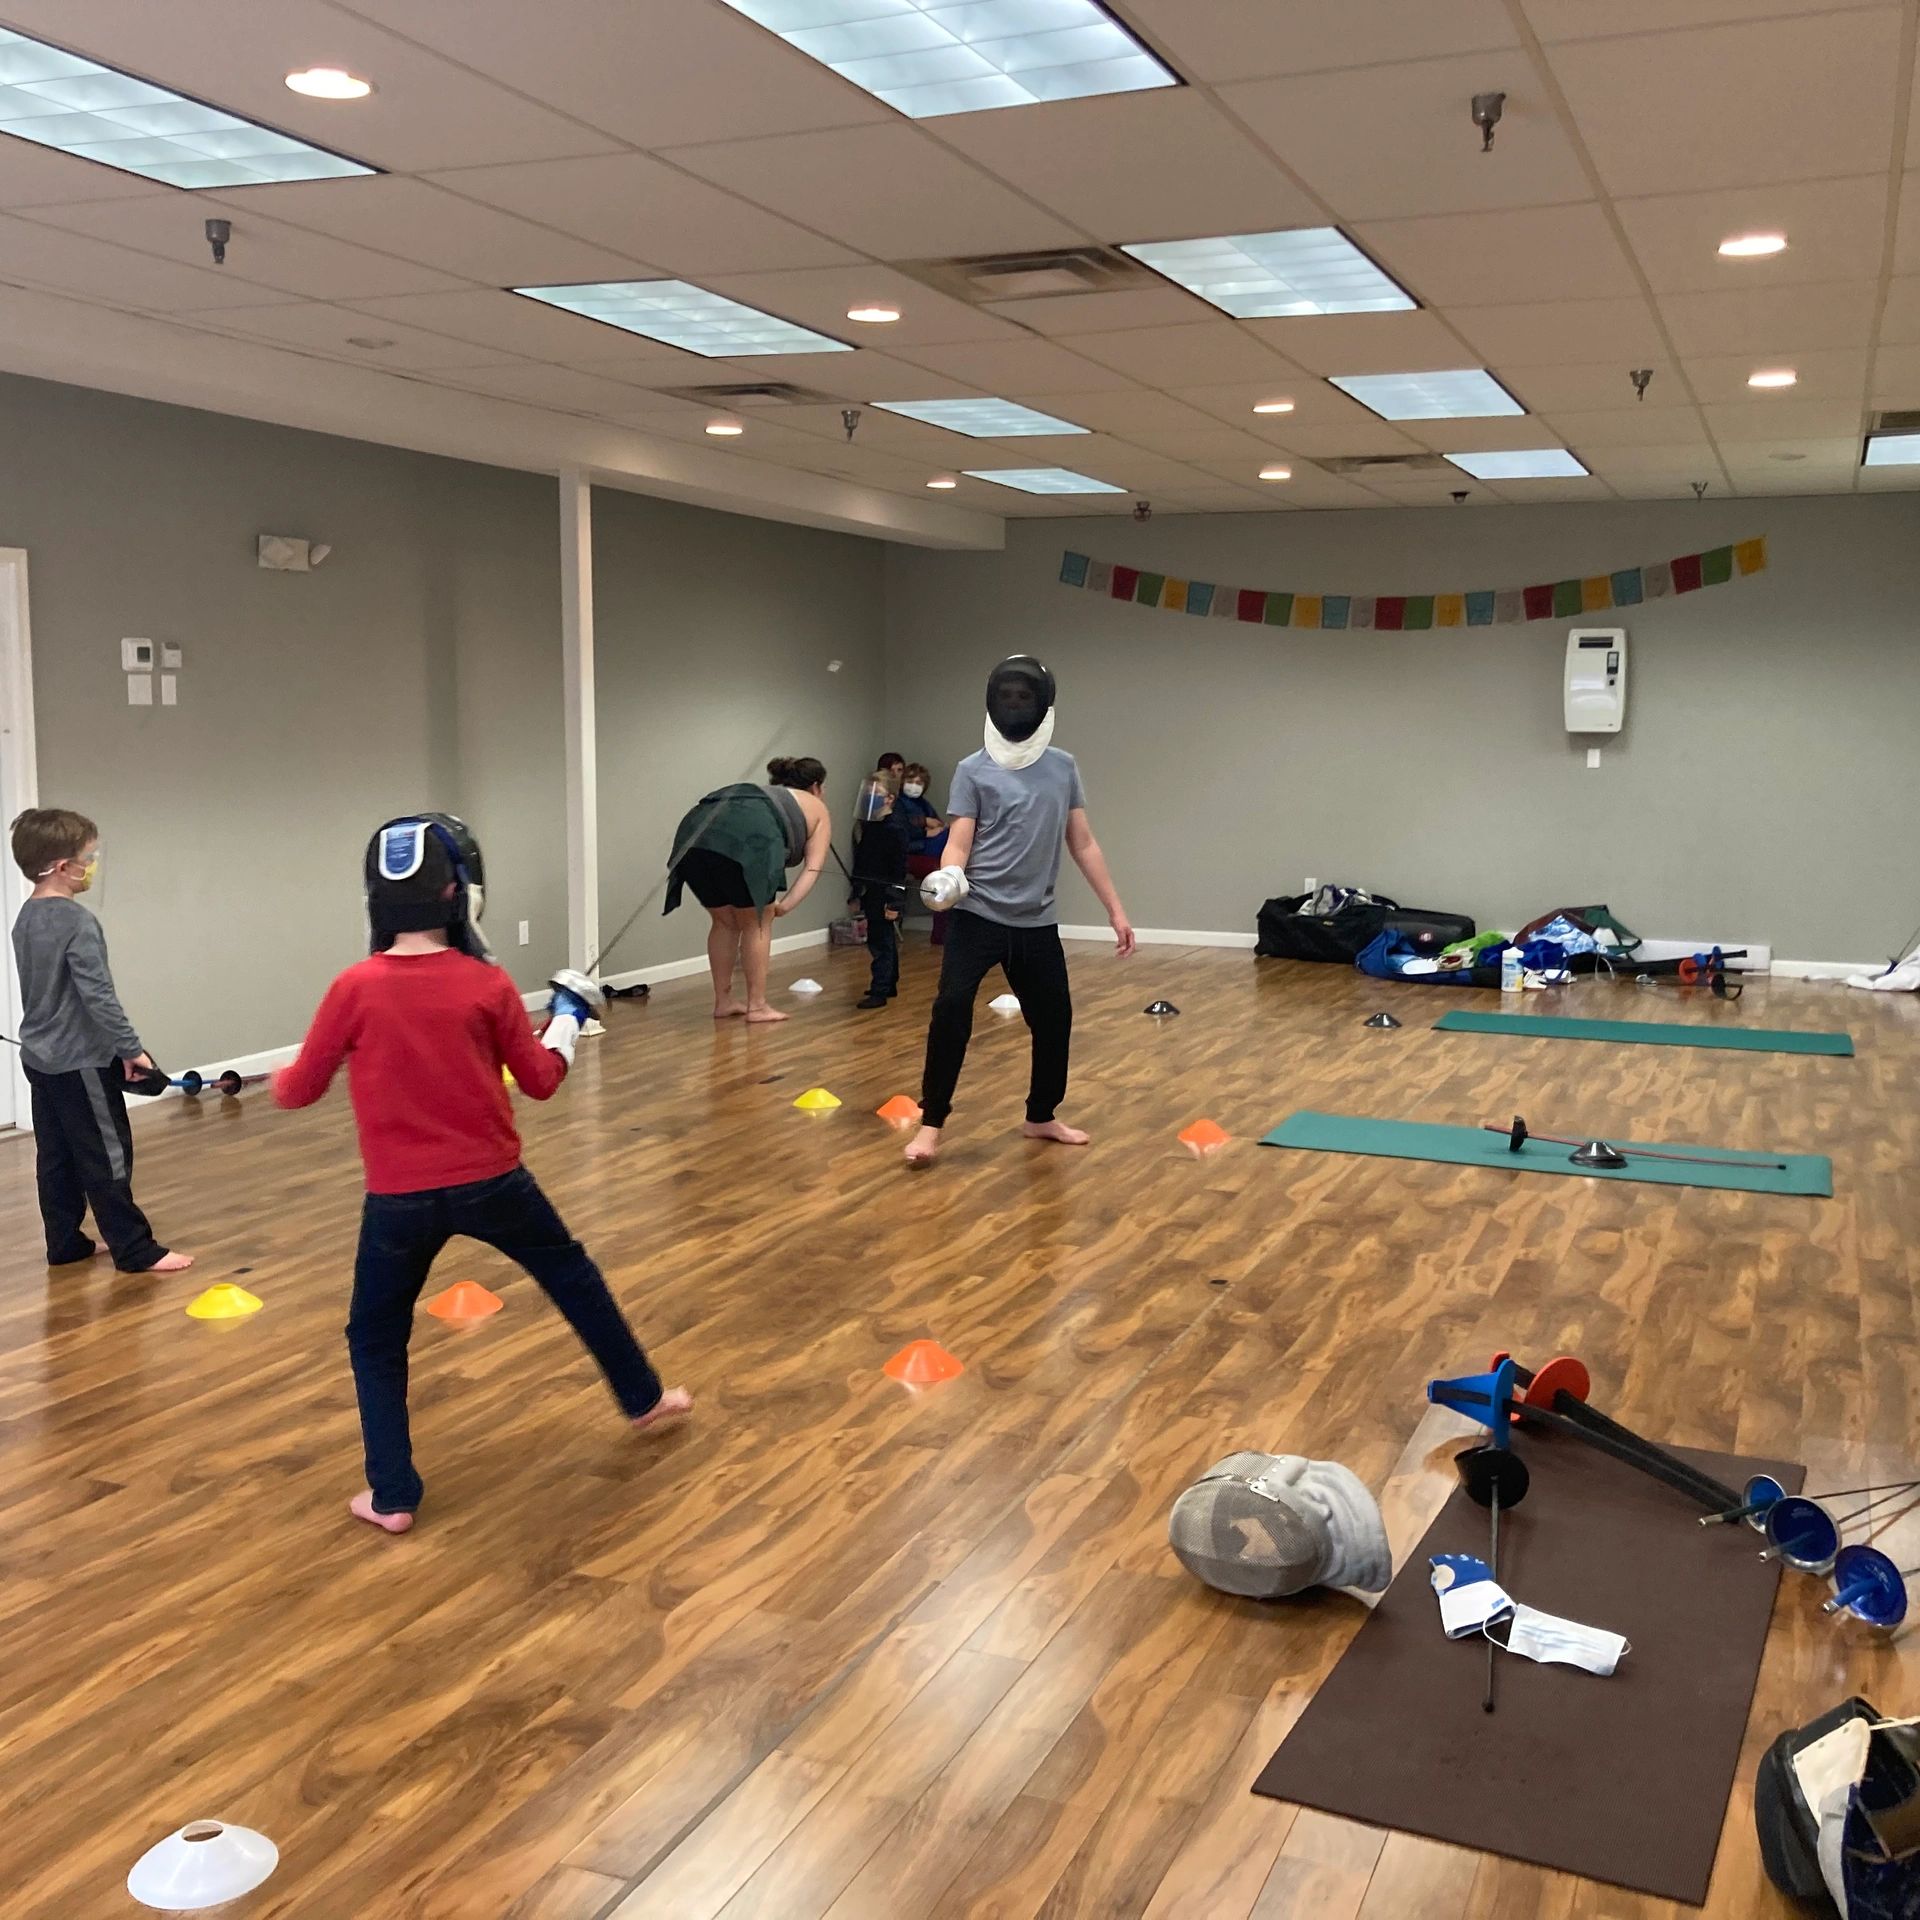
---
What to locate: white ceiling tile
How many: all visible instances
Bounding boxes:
[1658,281,1880,355]
[1357,204,1637,308]
[1244,310,1475,376]
[770,405,975,454]
[1733,470,1862,495]
[342,288,693,363]
[1219,52,1593,221]
[1123,0,1518,80]
[1501,364,1680,413]
[885,337,1122,395]
[703,266,1022,347]
[1883,277,1920,347]
[1703,397,1866,441]
[1191,462,1384,508]
[1581,444,1724,476]
[1896,174,1920,275]
[0,211,288,311]
[1265,422,1426,457]
[211,176,647,286]
[170,301,522,370]
[1679,349,1868,403]
[1448,299,1669,369]
[343,0,887,148]
[1400,416,1568,455]
[1110,423,1289,462]
[931,91,1320,241]
[1535,406,1710,448]
[0,139,165,211]
[611,348,976,403]
[1485,475,1618,503]
[432,363,660,414]
[1547,14,1904,198]
[421,155,859,277]
[1616,178,1889,295]
[1871,343,1920,406]
[0,0,623,172]
[661,127,1086,260]
[1525,0,1886,41]
[1019,390,1213,437]
[1718,436,1863,470]
[1170,379,1391,431]
[26,196,465,302]
[1858,463,1920,492]
[1061,321,1294,385]
[980,288,1206,335]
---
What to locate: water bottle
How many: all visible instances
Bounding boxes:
[1500,946,1524,994]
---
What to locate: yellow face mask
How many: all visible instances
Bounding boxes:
[74,855,98,892]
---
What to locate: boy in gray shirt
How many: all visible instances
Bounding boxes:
[907,657,1134,1167]
[9,808,190,1272]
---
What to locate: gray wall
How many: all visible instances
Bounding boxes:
[882,499,1920,962]
[0,371,885,1069]
[592,488,886,976]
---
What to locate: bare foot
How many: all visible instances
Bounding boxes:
[744,1004,789,1024]
[713,1002,748,1020]
[904,1125,942,1167]
[632,1385,693,1434]
[1023,1120,1090,1147]
[147,1250,195,1274]
[349,1489,414,1534]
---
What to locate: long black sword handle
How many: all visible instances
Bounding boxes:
[1484,1483,1500,1714]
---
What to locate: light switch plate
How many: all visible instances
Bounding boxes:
[1586,747,1602,769]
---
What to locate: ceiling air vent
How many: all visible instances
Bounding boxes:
[658,381,840,408]
[907,246,1154,305]
[1872,408,1920,433]
[1320,454,1453,478]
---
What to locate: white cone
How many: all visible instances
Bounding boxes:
[790,978,823,994]
[989,993,1021,1012]
[128,1822,278,1910]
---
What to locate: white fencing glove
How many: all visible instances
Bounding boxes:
[541,1013,580,1065]
[920,866,971,913]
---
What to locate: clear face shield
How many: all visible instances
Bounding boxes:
[39,844,104,908]
[854,774,897,825]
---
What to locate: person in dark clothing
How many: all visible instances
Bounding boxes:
[850,769,908,1010]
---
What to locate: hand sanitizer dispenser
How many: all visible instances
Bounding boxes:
[1565,628,1627,734]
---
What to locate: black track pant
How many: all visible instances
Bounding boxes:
[26,1062,167,1270]
[919,911,1071,1128]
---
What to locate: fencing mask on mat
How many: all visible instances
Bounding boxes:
[366,813,493,960]
[1169,1452,1392,1598]
[984,655,1056,770]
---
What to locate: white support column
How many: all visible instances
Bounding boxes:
[559,467,600,974]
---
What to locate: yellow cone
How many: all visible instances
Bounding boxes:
[186,1283,262,1320]
[792,1086,842,1111]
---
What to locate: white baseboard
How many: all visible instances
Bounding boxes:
[600,924,829,992]
[1057,924,1259,948]
[1772,958,1882,980]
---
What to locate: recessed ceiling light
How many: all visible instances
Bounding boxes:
[1445,449,1589,480]
[705,418,744,437]
[285,67,371,100]
[1259,465,1292,481]
[514,281,850,356]
[1718,232,1788,258]
[1252,399,1296,415]
[0,25,373,187]
[1122,228,1416,318]
[873,398,1086,437]
[713,0,1177,118]
[925,476,958,489]
[847,303,901,324]
[1863,432,1920,467]
[1747,369,1797,389]
[346,334,394,350]
[1330,369,1523,421]
[963,468,1126,495]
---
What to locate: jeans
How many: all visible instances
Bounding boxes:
[861,882,902,997]
[919,912,1072,1128]
[348,1166,662,1513]
[26,1062,167,1270]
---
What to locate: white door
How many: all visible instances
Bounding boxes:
[0,549,37,1132]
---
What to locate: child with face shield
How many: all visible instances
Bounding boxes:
[850,768,908,1009]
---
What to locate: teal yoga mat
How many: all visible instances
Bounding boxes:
[1261,1110,1832,1196]
[1432,1008,1853,1057]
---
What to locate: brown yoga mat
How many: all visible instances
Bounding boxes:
[1252,1430,1804,1905]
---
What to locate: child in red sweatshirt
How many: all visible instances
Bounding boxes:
[275,813,688,1534]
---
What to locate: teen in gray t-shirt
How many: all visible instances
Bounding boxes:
[944,747,1085,927]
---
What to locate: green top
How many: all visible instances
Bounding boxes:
[1432,1009,1854,1057]
[664,783,801,913]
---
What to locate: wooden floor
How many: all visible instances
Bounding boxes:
[2,942,1916,1918]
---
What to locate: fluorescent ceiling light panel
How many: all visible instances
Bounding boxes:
[1330,369,1523,421]
[873,397,1085,436]
[1120,228,1415,318]
[715,0,1177,118]
[0,26,372,187]
[1445,448,1588,480]
[963,467,1125,493]
[1862,432,1920,467]
[513,280,850,355]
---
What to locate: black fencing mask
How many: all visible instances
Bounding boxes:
[984,655,1057,769]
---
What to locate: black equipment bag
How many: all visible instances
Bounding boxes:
[1257,893,1476,964]
[1382,906,1476,955]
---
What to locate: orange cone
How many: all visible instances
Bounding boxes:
[876,1094,922,1126]
[1178,1117,1231,1153]
[884,1339,964,1386]
[426,1281,503,1323]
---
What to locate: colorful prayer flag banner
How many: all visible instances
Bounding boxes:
[1057,540,1767,634]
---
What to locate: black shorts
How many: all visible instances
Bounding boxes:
[675,847,756,911]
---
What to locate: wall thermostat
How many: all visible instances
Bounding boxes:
[1565,628,1627,734]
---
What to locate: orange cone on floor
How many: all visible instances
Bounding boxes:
[1179,1117,1231,1154]
[876,1094,922,1126]
[884,1339,964,1386]
[426,1281,503,1323]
